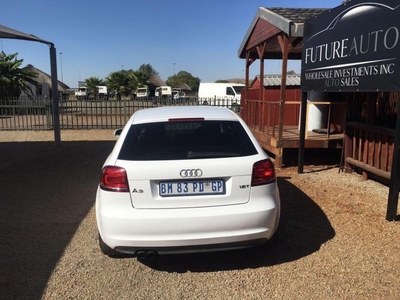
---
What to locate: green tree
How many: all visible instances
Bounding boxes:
[134,69,149,87]
[215,79,229,83]
[166,70,200,92]
[138,63,159,77]
[0,52,38,99]
[85,76,104,97]
[105,69,138,99]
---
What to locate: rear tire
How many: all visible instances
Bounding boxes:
[98,233,119,257]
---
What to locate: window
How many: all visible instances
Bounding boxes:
[36,84,43,96]
[226,87,235,96]
[118,121,257,161]
[233,86,245,94]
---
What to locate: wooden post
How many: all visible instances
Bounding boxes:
[344,94,352,173]
[243,52,254,123]
[242,52,249,122]
[257,43,266,133]
[344,127,353,173]
[276,34,289,168]
[386,107,400,221]
[277,34,289,147]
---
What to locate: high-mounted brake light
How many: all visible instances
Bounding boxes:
[251,159,276,186]
[168,117,205,122]
[100,166,129,192]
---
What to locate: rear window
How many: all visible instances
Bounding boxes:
[118,120,258,161]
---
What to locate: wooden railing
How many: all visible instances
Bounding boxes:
[243,99,346,138]
[242,99,300,137]
[344,122,395,180]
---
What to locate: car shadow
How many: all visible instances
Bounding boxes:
[0,141,115,299]
[0,140,336,298]
[281,148,343,168]
[141,176,336,272]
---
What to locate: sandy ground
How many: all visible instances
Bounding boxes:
[0,129,117,142]
[0,129,399,299]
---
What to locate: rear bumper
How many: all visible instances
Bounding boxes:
[116,239,268,256]
[96,189,280,253]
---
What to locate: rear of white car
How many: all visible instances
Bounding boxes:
[96,106,280,258]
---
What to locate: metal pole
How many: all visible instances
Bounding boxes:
[59,52,63,83]
[50,44,61,146]
[298,91,307,173]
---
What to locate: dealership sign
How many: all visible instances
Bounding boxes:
[301,0,400,92]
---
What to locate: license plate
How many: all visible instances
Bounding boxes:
[159,180,225,197]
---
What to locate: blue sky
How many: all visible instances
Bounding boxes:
[1,0,342,88]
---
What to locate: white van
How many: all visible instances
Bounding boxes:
[136,86,150,99]
[96,86,108,98]
[198,83,245,107]
[75,86,91,100]
[155,86,172,98]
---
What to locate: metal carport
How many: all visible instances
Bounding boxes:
[0,24,61,146]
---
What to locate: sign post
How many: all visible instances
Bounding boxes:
[301,0,400,220]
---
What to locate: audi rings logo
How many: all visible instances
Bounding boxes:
[180,169,203,177]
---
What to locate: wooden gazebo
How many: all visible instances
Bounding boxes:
[238,7,346,167]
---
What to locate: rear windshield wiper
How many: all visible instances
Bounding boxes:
[187,151,239,159]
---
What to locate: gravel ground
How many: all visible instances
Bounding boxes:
[1,129,399,299]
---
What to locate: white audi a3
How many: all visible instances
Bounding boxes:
[96,106,280,258]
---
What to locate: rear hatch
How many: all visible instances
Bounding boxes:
[117,157,257,209]
[115,117,262,209]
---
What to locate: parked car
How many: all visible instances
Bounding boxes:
[173,90,186,102]
[96,106,280,259]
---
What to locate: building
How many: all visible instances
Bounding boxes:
[22,64,69,98]
[238,7,344,167]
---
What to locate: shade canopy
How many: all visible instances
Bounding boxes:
[0,24,52,45]
[0,23,60,146]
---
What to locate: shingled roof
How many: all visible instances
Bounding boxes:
[252,73,301,87]
[238,7,328,60]
[175,82,192,91]
[147,73,167,87]
[23,64,69,91]
[266,7,328,24]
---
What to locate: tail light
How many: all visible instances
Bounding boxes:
[251,159,276,186]
[100,166,129,192]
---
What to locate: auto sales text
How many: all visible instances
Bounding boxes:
[304,63,395,87]
[304,26,398,87]
[304,27,399,64]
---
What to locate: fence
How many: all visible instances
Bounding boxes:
[0,96,238,131]
[344,122,395,180]
[242,99,301,137]
[0,97,52,130]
